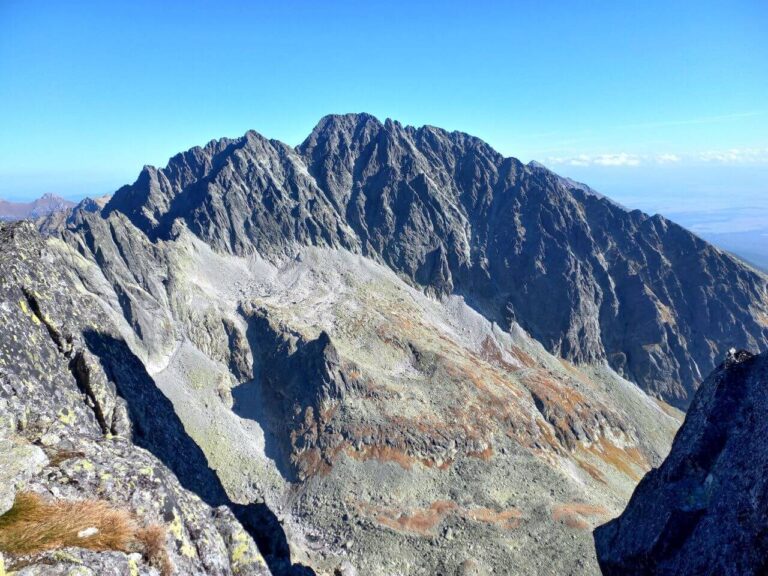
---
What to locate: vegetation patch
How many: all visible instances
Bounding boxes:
[0,492,171,575]
[552,503,609,530]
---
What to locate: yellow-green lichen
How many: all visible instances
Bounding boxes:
[232,539,250,565]
[58,408,75,425]
[52,550,84,564]
[169,512,184,539]
[168,511,197,558]
[128,556,139,576]
[181,543,197,558]
[74,458,94,472]
[18,298,40,325]
[230,531,264,569]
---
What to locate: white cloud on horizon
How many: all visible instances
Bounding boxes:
[546,153,642,167]
[655,153,681,164]
[697,148,768,164]
[544,148,768,168]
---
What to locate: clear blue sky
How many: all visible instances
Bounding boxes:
[1,0,766,227]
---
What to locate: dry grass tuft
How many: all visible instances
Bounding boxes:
[45,449,86,467]
[136,524,173,576]
[0,492,173,576]
[0,492,138,555]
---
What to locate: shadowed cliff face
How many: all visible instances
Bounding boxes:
[93,113,768,407]
[82,330,314,576]
[594,350,768,576]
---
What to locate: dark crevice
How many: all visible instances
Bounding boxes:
[21,287,110,435]
[21,288,111,434]
[68,350,110,434]
[21,287,68,354]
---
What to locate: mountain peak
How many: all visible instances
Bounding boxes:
[300,112,385,151]
[0,193,76,221]
[311,112,383,131]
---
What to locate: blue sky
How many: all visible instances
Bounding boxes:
[1,0,766,231]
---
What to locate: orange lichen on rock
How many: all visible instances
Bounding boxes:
[294,447,333,478]
[463,507,522,529]
[355,500,523,536]
[584,439,649,481]
[507,346,538,368]
[354,500,458,536]
[346,444,421,470]
[552,502,609,530]
[467,446,494,461]
[479,336,521,372]
[575,458,607,484]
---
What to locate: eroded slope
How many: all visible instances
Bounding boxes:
[54,210,681,574]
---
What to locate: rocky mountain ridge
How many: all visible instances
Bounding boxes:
[93,113,768,407]
[1,113,765,574]
[0,193,75,221]
[37,204,682,573]
[0,222,275,575]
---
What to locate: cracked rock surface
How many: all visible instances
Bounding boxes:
[0,222,272,576]
[595,350,768,576]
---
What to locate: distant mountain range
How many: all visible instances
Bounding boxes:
[0,193,75,221]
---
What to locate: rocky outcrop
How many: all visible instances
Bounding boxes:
[0,222,272,575]
[594,350,768,575]
[78,113,768,407]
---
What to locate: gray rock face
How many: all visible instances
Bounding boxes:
[594,350,768,575]
[91,113,768,407]
[0,438,47,515]
[0,222,272,576]
[39,206,682,574]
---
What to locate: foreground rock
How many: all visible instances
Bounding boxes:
[0,222,271,576]
[594,350,768,576]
